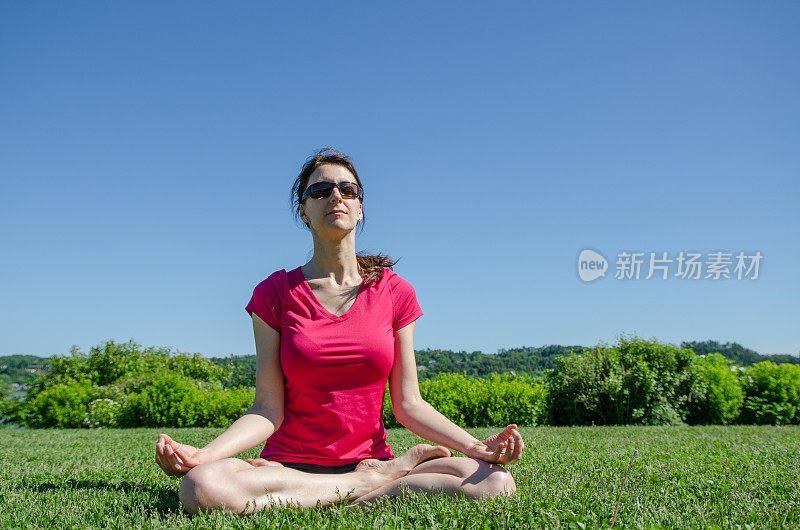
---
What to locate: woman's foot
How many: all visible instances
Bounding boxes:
[245,458,285,468]
[355,444,451,482]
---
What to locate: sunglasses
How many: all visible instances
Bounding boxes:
[301,181,363,202]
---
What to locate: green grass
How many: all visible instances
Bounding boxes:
[1,425,798,528]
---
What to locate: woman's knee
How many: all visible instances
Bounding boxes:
[179,459,251,515]
[481,468,516,498]
[416,457,517,500]
[464,465,517,499]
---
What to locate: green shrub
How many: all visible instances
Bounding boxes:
[120,374,205,427]
[118,374,252,428]
[382,385,398,428]
[383,373,548,428]
[82,398,123,428]
[167,353,228,385]
[684,353,744,424]
[82,340,167,386]
[17,339,233,428]
[547,335,695,426]
[31,339,226,392]
[93,383,128,405]
[200,387,255,427]
[29,381,95,428]
[113,373,164,395]
[546,345,622,425]
[739,362,800,425]
[481,373,549,427]
[0,385,14,423]
[0,386,27,426]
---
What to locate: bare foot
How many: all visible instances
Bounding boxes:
[245,458,285,468]
[355,444,451,483]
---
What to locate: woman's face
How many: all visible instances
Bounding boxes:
[299,163,363,234]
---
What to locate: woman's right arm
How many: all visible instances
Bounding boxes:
[156,314,284,475]
[200,314,285,458]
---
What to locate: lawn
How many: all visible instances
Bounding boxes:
[1,425,798,528]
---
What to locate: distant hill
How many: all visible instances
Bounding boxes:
[207,354,258,387]
[205,345,588,386]
[680,340,800,366]
[412,345,588,380]
[0,355,51,386]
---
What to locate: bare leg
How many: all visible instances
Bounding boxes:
[179,444,450,515]
[355,456,516,504]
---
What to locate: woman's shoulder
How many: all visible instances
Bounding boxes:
[252,268,292,293]
[379,267,417,292]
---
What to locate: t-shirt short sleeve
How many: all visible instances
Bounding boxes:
[245,273,283,332]
[391,274,424,331]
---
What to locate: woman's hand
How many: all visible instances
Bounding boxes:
[466,424,525,465]
[155,433,217,476]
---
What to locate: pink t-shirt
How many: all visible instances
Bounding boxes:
[245,266,423,465]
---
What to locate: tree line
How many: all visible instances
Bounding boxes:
[201,340,798,387]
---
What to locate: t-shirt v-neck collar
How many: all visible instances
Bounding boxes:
[293,266,366,322]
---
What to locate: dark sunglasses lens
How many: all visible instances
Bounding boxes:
[305,182,360,200]
[307,182,334,199]
[339,183,360,197]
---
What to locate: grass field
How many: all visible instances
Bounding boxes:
[1,425,798,528]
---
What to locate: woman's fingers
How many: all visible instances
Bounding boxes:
[155,449,165,471]
[155,434,194,476]
[163,435,188,462]
[499,425,515,441]
[171,463,190,475]
[165,444,184,470]
[156,439,171,471]
[491,441,505,462]
[495,427,524,464]
[509,430,523,463]
[501,434,515,464]
[174,444,196,465]
[514,429,525,454]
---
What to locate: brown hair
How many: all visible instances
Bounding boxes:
[289,147,398,285]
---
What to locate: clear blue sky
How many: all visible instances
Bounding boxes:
[1,2,798,358]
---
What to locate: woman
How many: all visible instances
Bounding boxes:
[155,148,525,514]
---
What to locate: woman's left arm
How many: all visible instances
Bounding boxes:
[388,322,525,465]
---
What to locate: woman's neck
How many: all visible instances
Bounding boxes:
[305,234,361,285]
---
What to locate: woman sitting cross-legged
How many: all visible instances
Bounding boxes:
[155,148,525,514]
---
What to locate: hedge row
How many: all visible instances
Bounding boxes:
[23,375,254,428]
[547,335,800,426]
[3,336,799,428]
[382,373,549,428]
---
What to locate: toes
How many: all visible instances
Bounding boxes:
[431,446,451,458]
[355,459,380,472]
[412,444,451,462]
[246,458,283,468]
